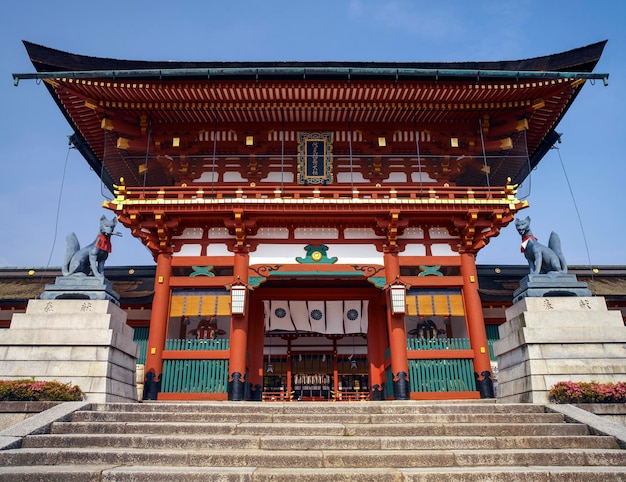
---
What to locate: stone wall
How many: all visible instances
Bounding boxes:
[495,296,626,404]
[0,300,139,403]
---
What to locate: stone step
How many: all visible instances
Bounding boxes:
[2,401,624,480]
[2,465,626,482]
[21,433,619,451]
[70,410,566,424]
[49,420,591,437]
[92,401,545,414]
[2,447,626,468]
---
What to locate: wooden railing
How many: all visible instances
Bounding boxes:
[132,327,149,365]
[164,338,230,351]
[161,359,229,393]
[114,183,518,204]
[408,358,477,393]
[407,337,477,394]
[407,337,471,351]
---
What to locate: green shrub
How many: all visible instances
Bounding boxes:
[0,379,83,401]
[549,381,626,404]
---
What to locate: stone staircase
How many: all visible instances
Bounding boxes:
[1,401,626,481]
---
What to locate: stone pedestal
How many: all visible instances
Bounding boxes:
[494,296,626,404]
[513,272,592,303]
[0,300,139,403]
[40,276,120,305]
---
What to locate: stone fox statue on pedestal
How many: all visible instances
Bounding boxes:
[515,216,567,274]
[62,215,121,279]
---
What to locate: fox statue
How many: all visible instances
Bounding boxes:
[515,216,567,275]
[62,215,121,279]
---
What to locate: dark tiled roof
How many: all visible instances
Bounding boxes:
[2,265,624,307]
[23,40,607,75]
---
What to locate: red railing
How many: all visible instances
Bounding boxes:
[115,183,518,204]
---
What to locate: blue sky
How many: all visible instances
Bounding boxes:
[1,1,624,269]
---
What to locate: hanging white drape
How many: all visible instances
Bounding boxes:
[264,300,368,334]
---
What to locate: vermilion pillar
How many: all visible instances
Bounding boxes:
[460,252,494,398]
[367,298,387,400]
[246,294,265,401]
[228,250,250,401]
[143,252,172,400]
[383,251,410,400]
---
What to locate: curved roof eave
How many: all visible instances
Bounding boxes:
[23,40,607,77]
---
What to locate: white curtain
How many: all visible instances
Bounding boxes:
[265,300,296,332]
[326,300,344,334]
[264,300,368,334]
[289,301,311,332]
[307,301,327,333]
[344,300,368,334]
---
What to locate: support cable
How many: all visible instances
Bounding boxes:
[42,141,73,287]
[414,114,423,195]
[100,126,113,200]
[211,113,218,195]
[553,144,595,284]
[478,116,491,192]
[281,110,285,191]
[518,129,532,200]
[348,110,354,191]
[142,118,152,192]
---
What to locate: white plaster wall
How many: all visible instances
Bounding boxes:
[431,243,457,256]
[223,171,247,182]
[194,172,218,183]
[249,244,307,264]
[429,227,454,239]
[206,244,233,256]
[249,243,382,265]
[398,227,424,239]
[254,228,290,239]
[174,244,202,257]
[410,171,437,183]
[383,172,407,183]
[400,244,427,256]
[294,227,339,239]
[336,172,367,183]
[261,172,295,183]
[173,227,204,239]
[209,227,234,238]
[344,228,377,239]
[323,244,382,265]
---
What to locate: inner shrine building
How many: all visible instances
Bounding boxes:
[18,41,607,401]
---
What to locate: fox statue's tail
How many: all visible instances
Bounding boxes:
[62,232,80,276]
[548,231,567,272]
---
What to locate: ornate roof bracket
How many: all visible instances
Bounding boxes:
[224,209,258,253]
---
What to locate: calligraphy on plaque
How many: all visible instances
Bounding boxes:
[297,132,333,185]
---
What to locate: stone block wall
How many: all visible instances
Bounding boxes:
[0,300,139,403]
[495,296,626,404]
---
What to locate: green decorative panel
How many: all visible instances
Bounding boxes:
[132,327,149,365]
[296,244,337,264]
[161,359,229,393]
[407,337,471,351]
[190,266,215,277]
[418,265,443,276]
[409,358,477,393]
[165,338,230,351]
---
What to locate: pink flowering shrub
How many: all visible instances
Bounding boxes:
[549,381,626,404]
[0,379,83,401]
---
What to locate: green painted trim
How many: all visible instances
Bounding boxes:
[367,277,387,288]
[296,244,338,264]
[248,276,267,288]
[418,265,443,277]
[190,266,215,277]
[270,271,363,277]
